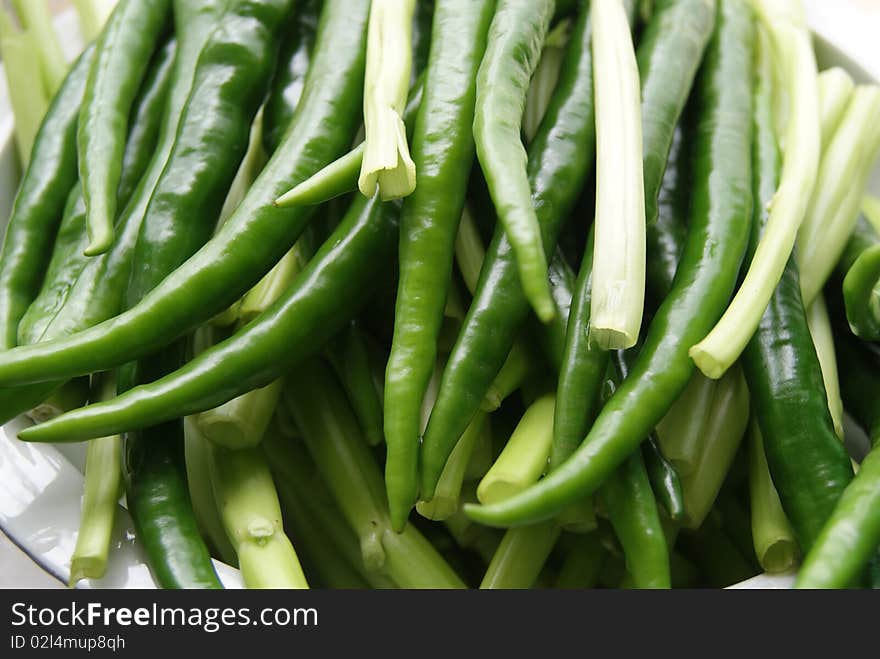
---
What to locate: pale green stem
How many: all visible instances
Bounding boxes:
[12,0,68,96]
[218,111,267,227]
[481,340,534,411]
[209,445,308,588]
[480,521,560,589]
[690,15,820,379]
[465,419,494,482]
[275,145,363,207]
[817,67,855,151]
[69,377,122,586]
[0,10,49,164]
[806,294,845,439]
[358,0,416,200]
[183,418,237,565]
[196,380,283,449]
[417,412,487,521]
[284,365,464,586]
[655,371,717,477]
[74,0,116,43]
[680,366,750,529]
[589,0,646,350]
[261,425,394,588]
[748,420,799,574]
[797,85,880,306]
[477,394,555,505]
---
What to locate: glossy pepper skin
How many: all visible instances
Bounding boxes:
[464,0,755,527]
[842,243,880,341]
[0,40,179,428]
[638,0,716,227]
[383,0,495,531]
[77,0,172,255]
[741,37,853,553]
[18,39,179,348]
[420,1,600,498]
[473,0,556,322]
[553,0,712,471]
[0,0,371,389]
[600,362,671,589]
[0,1,227,426]
[124,416,222,589]
[122,0,294,389]
[796,440,880,588]
[262,0,320,155]
[0,46,94,352]
[19,195,401,444]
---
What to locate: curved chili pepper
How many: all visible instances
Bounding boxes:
[383,0,495,531]
[124,414,222,589]
[639,0,716,227]
[0,39,178,427]
[0,0,370,388]
[464,0,755,527]
[19,195,401,443]
[420,1,599,498]
[78,0,172,255]
[741,34,853,553]
[261,0,319,155]
[18,38,178,348]
[0,46,94,352]
[554,0,712,469]
[122,0,295,389]
[796,440,880,588]
[473,0,556,322]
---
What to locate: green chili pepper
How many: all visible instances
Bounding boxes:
[796,440,880,588]
[740,31,853,552]
[553,0,712,467]
[598,359,671,589]
[262,0,320,155]
[122,0,295,589]
[383,0,495,530]
[124,414,222,589]
[0,0,370,389]
[464,0,754,527]
[473,0,556,322]
[639,0,716,227]
[78,0,172,255]
[20,196,400,443]
[0,39,178,427]
[18,39,178,348]
[0,46,93,352]
[420,1,599,498]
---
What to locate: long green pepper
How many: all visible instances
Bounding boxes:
[78,0,172,255]
[473,0,556,322]
[420,1,599,498]
[465,0,755,527]
[740,29,853,553]
[383,0,495,531]
[0,46,94,352]
[20,197,401,443]
[0,0,371,390]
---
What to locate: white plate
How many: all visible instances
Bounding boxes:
[0,5,877,590]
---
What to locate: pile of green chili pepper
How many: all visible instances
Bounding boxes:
[1,0,880,590]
